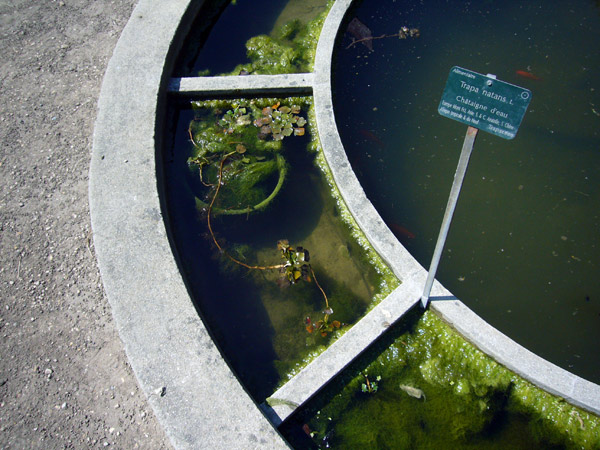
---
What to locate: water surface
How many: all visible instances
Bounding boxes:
[333,0,600,382]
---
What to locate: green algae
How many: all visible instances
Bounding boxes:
[283,310,600,449]
[224,0,333,75]
[188,97,309,215]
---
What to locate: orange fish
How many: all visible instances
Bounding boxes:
[388,222,416,240]
[516,70,541,81]
[359,129,385,148]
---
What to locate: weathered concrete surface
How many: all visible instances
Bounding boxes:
[89,0,289,448]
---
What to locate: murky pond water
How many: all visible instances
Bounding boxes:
[333,0,600,383]
[162,97,392,400]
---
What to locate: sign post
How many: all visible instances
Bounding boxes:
[420,67,531,308]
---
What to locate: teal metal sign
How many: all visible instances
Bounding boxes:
[438,66,532,139]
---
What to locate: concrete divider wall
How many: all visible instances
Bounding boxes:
[90,0,599,448]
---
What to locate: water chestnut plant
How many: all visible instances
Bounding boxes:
[186,98,341,342]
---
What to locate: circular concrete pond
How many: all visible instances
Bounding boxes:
[89,0,600,447]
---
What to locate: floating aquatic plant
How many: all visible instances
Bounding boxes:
[305,309,341,338]
[254,102,306,141]
[277,239,341,337]
[277,239,311,287]
[346,24,421,50]
[187,99,307,215]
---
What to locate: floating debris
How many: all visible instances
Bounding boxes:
[399,384,426,401]
[347,18,374,51]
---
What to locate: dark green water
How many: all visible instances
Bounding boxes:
[333,0,600,383]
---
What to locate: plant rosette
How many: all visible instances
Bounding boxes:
[188,101,307,215]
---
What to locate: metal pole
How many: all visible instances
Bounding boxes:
[420,126,478,308]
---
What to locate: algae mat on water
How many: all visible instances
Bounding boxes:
[282,311,600,449]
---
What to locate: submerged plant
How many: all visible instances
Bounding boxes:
[276,239,342,338]
[277,239,311,287]
[186,98,343,343]
[305,309,341,338]
[361,372,381,394]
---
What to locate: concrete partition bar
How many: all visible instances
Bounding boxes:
[169,73,314,96]
[262,282,421,425]
[90,0,599,448]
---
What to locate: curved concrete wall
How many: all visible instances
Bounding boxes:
[90,0,599,447]
[89,1,289,448]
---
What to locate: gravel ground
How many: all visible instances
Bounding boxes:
[0,1,172,448]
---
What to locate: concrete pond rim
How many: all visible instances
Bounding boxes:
[89,0,600,447]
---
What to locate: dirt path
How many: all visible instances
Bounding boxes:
[0,1,172,448]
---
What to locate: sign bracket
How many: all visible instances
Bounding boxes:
[420,125,478,308]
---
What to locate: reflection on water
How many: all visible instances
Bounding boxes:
[334,0,600,382]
